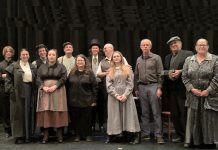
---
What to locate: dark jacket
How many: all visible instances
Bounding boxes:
[163,50,194,91]
[5,61,36,137]
[0,59,14,94]
[67,70,97,107]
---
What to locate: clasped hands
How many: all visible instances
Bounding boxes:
[191,88,209,97]
[43,85,57,93]
[116,95,127,102]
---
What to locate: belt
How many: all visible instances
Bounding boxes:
[139,82,157,85]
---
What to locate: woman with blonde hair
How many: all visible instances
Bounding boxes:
[106,51,140,144]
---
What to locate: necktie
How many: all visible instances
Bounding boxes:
[93,57,97,64]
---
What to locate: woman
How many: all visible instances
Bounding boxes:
[182,38,218,148]
[106,51,140,144]
[0,46,14,138]
[67,54,97,142]
[36,49,68,144]
[5,48,35,144]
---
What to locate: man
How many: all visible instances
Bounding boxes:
[58,42,75,76]
[32,44,47,69]
[134,39,164,144]
[87,39,105,132]
[0,46,14,138]
[163,36,193,142]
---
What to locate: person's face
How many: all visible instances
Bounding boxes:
[76,56,85,68]
[20,50,29,62]
[47,50,57,63]
[64,44,73,55]
[140,40,152,54]
[38,48,47,59]
[169,40,182,53]
[195,39,209,55]
[112,52,122,64]
[4,49,13,59]
[103,44,113,57]
[91,45,100,56]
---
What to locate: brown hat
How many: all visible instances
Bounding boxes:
[89,39,101,49]
[167,36,181,45]
[63,42,73,48]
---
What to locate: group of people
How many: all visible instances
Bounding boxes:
[0,36,218,148]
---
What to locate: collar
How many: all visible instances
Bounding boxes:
[190,53,212,61]
[141,52,153,59]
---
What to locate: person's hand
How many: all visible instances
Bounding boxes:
[191,88,201,96]
[200,90,209,97]
[120,95,127,102]
[48,85,57,93]
[91,103,96,106]
[1,74,7,78]
[156,88,162,98]
[116,95,122,101]
[171,70,181,78]
[42,86,49,93]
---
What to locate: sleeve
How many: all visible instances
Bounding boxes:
[182,57,194,92]
[4,63,15,93]
[90,71,98,103]
[157,56,164,88]
[36,66,43,88]
[123,69,134,97]
[134,59,139,91]
[206,57,218,95]
[106,75,119,98]
[55,64,67,88]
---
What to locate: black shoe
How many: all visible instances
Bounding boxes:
[86,136,92,142]
[105,136,111,144]
[172,137,182,143]
[184,143,190,148]
[25,139,31,143]
[129,132,140,144]
[15,138,24,144]
[41,140,48,144]
[74,136,80,142]
[5,133,11,138]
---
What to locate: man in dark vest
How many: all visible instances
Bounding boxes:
[163,36,193,142]
[32,44,47,69]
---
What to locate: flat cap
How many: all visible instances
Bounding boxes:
[167,36,181,44]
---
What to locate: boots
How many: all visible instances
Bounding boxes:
[57,128,63,143]
[129,132,140,144]
[41,129,49,144]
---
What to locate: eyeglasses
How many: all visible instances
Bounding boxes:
[196,45,208,47]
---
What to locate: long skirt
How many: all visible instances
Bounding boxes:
[36,80,68,128]
[185,99,218,145]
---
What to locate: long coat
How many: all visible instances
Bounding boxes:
[5,61,36,138]
[106,68,140,135]
[182,53,218,145]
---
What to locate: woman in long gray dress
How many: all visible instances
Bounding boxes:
[182,38,218,148]
[106,51,140,144]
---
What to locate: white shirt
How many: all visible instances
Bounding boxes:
[20,61,32,82]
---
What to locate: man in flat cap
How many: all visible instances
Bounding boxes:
[163,36,193,143]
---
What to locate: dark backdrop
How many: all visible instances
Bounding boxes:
[1,0,218,111]
[1,0,218,66]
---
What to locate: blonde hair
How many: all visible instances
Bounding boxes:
[108,51,130,80]
[2,46,15,56]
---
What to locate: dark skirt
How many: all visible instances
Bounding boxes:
[185,98,218,145]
